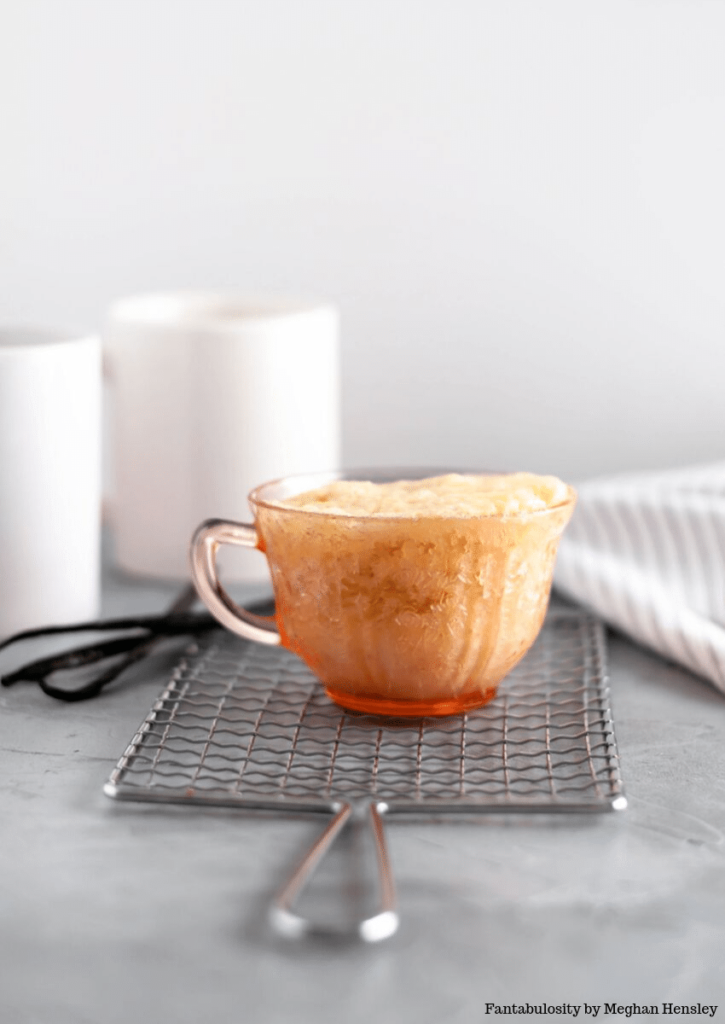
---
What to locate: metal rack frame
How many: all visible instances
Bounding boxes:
[105,607,625,939]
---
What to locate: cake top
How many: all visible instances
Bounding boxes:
[272,472,573,518]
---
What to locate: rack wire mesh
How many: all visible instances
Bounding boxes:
[105,606,625,815]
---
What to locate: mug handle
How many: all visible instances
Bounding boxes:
[190,519,281,645]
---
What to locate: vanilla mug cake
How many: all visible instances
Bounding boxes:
[190,471,576,716]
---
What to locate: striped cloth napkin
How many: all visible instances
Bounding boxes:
[553,461,725,696]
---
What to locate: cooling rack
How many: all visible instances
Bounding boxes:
[105,606,625,940]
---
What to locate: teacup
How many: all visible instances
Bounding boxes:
[190,470,576,716]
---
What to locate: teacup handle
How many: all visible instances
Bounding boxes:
[190,519,281,645]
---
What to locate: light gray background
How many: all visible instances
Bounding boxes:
[2,0,724,480]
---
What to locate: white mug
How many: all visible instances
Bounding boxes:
[0,328,102,639]
[104,292,341,582]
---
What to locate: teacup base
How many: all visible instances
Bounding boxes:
[323,685,499,718]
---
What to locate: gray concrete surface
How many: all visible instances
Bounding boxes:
[2,560,725,1024]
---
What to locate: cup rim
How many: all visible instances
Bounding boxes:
[0,327,97,351]
[248,468,576,522]
[107,291,336,330]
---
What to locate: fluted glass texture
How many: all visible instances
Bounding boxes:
[253,476,575,716]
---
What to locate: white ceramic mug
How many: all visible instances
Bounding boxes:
[104,292,341,581]
[0,328,102,639]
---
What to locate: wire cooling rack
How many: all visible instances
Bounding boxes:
[105,607,625,815]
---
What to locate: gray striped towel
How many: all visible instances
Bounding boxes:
[553,461,725,696]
